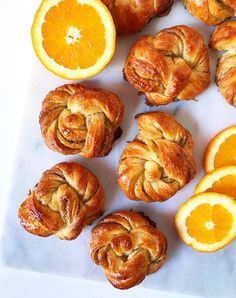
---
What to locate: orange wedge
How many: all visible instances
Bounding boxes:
[31,0,116,79]
[175,192,236,252]
[204,126,236,173]
[195,166,236,198]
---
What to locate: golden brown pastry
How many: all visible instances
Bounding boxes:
[101,0,174,34]
[124,25,210,106]
[182,0,236,25]
[117,112,196,202]
[90,210,167,289]
[18,162,104,240]
[210,21,236,106]
[39,84,124,157]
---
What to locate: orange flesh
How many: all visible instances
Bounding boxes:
[42,0,106,69]
[186,203,233,244]
[214,134,236,169]
[207,174,236,197]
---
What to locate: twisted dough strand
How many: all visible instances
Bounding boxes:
[124,25,210,106]
[90,210,167,289]
[183,0,236,25]
[210,21,236,106]
[40,84,124,157]
[101,0,174,34]
[18,162,104,240]
[117,112,196,202]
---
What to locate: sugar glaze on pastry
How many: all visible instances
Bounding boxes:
[39,84,124,157]
[117,112,196,202]
[18,162,104,240]
[90,210,167,289]
[124,25,210,106]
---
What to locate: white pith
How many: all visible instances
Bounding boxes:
[65,26,81,45]
[205,221,215,230]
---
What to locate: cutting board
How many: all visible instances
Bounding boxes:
[1,2,236,297]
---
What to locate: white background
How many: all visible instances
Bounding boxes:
[0,1,202,297]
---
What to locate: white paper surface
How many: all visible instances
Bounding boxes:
[1,3,236,297]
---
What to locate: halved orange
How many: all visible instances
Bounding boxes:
[195,166,236,198]
[31,0,116,79]
[204,126,236,173]
[175,192,236,252]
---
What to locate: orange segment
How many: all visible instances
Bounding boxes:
[175,192,236,252]
[195,166,236,198]
[204,126,236,173]
[32,0,116,79]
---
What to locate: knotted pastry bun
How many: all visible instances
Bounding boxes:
[182,0,236,26]
[124,25,210,106]
[117,112,196,202]
[101,0,174,34]
[39,84,124,157]
[90,210,167,289]
[210,21,236,106]
[18,162,104,240]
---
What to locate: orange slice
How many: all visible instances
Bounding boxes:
[31,0,116,79]
[204,126,236,173]
[195,166,236,198]
[175,192,236,252]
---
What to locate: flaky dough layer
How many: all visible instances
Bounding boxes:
[18,162,104,240]
[117,112,196,202]
[124,25,210,106]
[40,84,124,157]
[210,21,236,106]
[90,210,167,289]
[102,0,174,34]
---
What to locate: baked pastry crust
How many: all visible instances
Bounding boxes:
[117,112,196,202]
[101,0,174,34]
[18,162,104,240]
[39,84,124,157]
[124,25,210,105]
[182,0,236,26]
[210,21,236,106]
[90,210,167,289]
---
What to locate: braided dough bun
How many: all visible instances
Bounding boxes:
[101,0,174,34]
[40,84,124,157]
[124,25,210,106]
[117,112,196,202]
[90,210,167,289]
[18,162,104,240]
[182,0,236,26]
[210,21,236,106]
